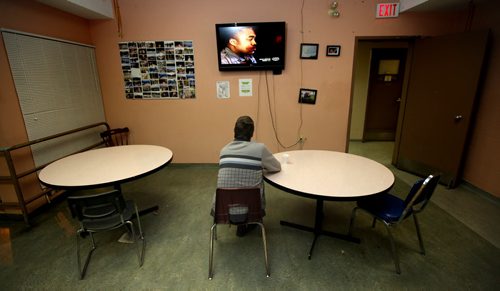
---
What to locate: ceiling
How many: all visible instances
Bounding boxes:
[38,0,487,19]
[400,0,485,12]
[37,0,114,20]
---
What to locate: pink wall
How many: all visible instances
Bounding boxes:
[90,0,468,163]
[1,0,498,196]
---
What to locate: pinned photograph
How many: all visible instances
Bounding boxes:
[300,43,319,59]
[298,88,317,104]
[326,45,341,57]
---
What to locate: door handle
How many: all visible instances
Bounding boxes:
[455,115,463,121]
[396,98,401,102]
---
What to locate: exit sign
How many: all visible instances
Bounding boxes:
[376,3,400,18]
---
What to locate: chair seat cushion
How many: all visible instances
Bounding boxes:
[357,193,410,223]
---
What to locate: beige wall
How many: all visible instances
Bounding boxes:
[1,0,498,196]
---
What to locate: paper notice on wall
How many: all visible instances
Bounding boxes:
[216,81,230,99]
[239,79,252,97]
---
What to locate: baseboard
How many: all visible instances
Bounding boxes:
[461,180,500,206]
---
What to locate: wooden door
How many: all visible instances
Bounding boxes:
[363,48,407,141]
[395,30,490,187]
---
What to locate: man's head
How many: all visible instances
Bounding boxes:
[227,27,257,56]
[234,116,254,141]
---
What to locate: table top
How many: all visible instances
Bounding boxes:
[38,145,173,189]
[264,150,394,200]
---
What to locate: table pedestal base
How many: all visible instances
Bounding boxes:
[138,205,159,216]
[116,184,159,217]
[280,199,360,259]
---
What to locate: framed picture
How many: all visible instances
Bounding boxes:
[298,88,317,104]
[326,45,341,57]
[300,43,319,59]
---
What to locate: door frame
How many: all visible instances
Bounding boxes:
[347,36,416,164]
[363,47,409,142]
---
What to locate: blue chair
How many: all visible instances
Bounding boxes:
[348,174,440,274]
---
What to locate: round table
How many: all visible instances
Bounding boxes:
[39,145,173,189]
[264,150,394,258]
[39,144,173,215]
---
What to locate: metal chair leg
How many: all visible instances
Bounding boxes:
[413,215,426,255]
[133,204,145,240]
[76,229,96,280]
[384,224,401,274]
[208,224,216,280]
[256,222,270,277]
[131,204,146,266]
[126,221,145,267]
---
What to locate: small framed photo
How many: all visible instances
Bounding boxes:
[326,45,341,57]
[300,43,319,59]
[298,88,317,104]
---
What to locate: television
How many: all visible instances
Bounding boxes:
[216,21,286,74]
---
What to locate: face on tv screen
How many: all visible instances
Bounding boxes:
[216,22,286,73]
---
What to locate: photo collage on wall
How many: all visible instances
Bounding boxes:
[119,40,195,99]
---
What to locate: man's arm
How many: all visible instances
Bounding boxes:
[261,146,281,172]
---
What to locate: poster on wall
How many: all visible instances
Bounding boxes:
[119,40,195,99]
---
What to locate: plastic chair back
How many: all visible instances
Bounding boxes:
[402,174,441,218]
[68,190,129,230]
[214,188,263,224]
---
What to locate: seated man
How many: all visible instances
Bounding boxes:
[214,115,281,236]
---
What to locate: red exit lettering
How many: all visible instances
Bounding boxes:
[376,3,400,18]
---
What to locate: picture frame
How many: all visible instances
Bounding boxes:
[298,88,317,104]
[326,45,341,57]
[300,43,319,59]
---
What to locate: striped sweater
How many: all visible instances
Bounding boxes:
[216,140,281,209]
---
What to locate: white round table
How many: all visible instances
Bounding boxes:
[39,145,173,189]
[264,150,394,258]
[39,145,173,215]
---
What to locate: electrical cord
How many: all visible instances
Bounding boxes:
[265,71,302,149]
[258,0,306,150]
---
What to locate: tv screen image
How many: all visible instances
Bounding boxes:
[216,22,286,74]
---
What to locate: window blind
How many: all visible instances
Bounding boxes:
[2,30,106,167]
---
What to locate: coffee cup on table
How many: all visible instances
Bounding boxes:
[282,153,290,164]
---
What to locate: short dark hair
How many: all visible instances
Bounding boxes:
[220,26,256,44]
[234,116,254,141]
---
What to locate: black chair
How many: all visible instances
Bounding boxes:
[100,127,129,147]
[67,189,145,279]
[348,174,441,274]
[209,188,269,280]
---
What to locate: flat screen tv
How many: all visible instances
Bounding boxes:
[216,21,286,74]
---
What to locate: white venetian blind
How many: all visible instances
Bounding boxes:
[2,30,105,167]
